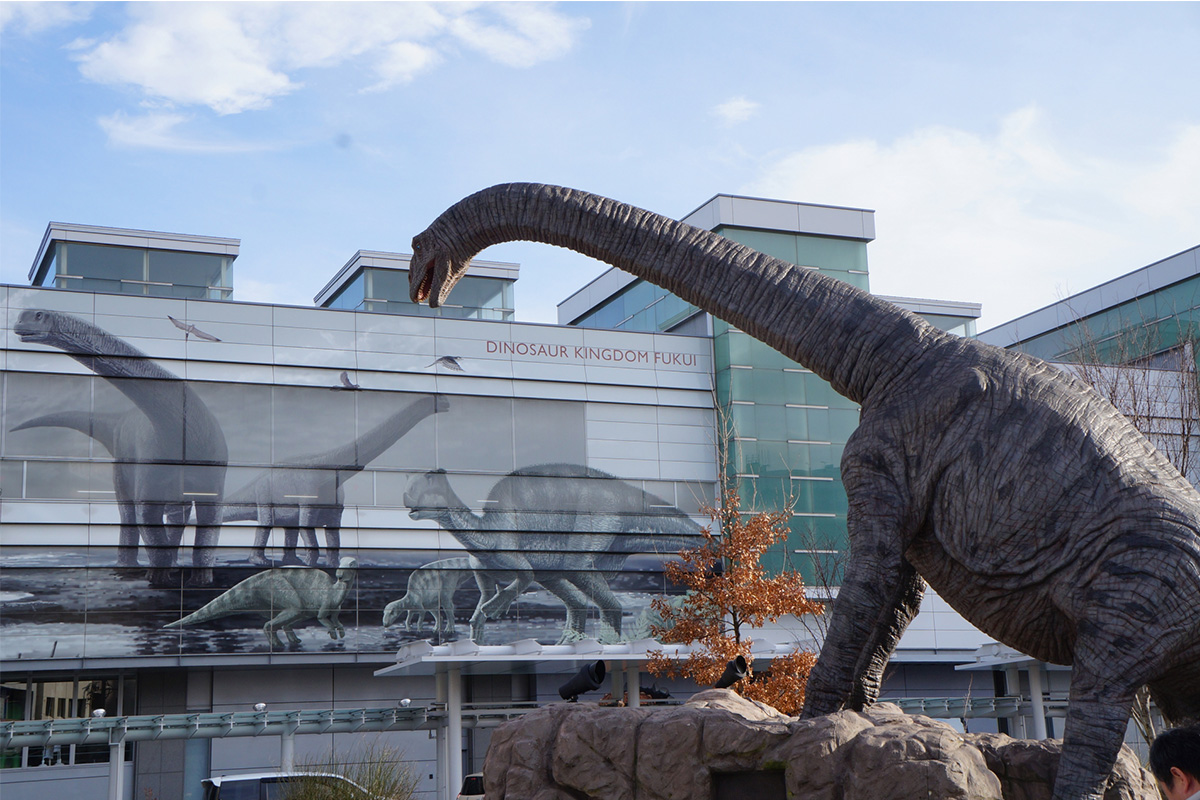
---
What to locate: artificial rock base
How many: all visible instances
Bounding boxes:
[482,689,1157,800]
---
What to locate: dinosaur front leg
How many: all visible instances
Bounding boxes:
[324,523,341,567]
[802,458,920,718]
[188,503,221,587]
[281,527,304,566]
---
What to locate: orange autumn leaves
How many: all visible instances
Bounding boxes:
[646,492,823,715]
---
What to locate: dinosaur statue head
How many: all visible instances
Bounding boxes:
[403,469,454,521]
[409,222,473,309]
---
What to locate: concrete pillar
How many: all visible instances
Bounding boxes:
[1028,665,1048,740]
[281,726,296,772]
[1004,666,1026,739]
[626,667,640,708]
[447,668,463,800]
[612,666,624,705]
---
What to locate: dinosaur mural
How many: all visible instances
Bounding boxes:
[13,309,229,586]
[403,465,704,643]
[382,556,499,635]
[165,557,358,648]
[217,394,448,566]
[407,183,1200,800]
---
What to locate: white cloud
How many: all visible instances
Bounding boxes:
[365,41,442,92]
[74,2,588,116]
[713,97,760,126]
[0,1,91,36]
[744,108,1200,329]
[98,111,278,153]
[447,2,590,69]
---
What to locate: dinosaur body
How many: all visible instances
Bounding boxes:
[407,183,1200,800]
[165,557,358,647]
[382,556,499,635]
[13,309,229,586]
[218,394,448,566]
[403,464,703,643]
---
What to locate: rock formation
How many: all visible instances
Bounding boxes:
[482,689,1157,800]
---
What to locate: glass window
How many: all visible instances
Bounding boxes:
[149,251,227,299]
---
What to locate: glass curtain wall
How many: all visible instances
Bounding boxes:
[46,243,232,300]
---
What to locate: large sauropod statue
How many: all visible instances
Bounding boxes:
[406,183,1200,800]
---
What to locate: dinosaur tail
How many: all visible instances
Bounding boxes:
[10,411,122,456]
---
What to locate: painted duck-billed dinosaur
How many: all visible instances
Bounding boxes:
[403,465,703,643]
[407,184,1200,800]
[14,309,229,586]
[217,394,448,567]
[165,557,358,648]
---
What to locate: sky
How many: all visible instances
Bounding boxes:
[1,1,1197,331]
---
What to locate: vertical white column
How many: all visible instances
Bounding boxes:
[1028,665,1048,740]
[611,666,624,705]
[108,737,125,800]
[626,667,640,708]
[447,668,463,800]
[435,672,447,800]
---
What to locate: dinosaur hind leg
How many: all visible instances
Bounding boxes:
[540,576,593,644]
[281,528,304,566]
[250,525,272,566]
[264,610,307,649]
[568,571,624,643]
[188,504,221,587]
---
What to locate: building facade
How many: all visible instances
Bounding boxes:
[2,222,717,800]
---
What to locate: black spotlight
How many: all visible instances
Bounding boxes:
[714,655,749,689]
[558,660,607,702]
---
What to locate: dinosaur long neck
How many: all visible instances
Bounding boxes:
[300,395,441,470]
[437,184,942,402]
[43,312,213,433]
[427,487,490,551]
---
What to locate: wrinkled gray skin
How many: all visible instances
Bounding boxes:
[165,557,358,648]
[218,394,448,567]
[382,556,500,635]
[408,183,1200,800]
[403,465,703,643]
[14,309,229,586]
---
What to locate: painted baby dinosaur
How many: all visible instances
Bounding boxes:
[407,184,1200,800]
[382,556,499,635]
[164,557,358,648]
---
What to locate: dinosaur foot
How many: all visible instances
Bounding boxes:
[555,629,589,645]
[147,569,181,589]
[280,555,305,567]
[184,571,214,588]
[597,624,623,645]
[248,553,271,567]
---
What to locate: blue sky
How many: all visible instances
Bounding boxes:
[2,2,1197,329]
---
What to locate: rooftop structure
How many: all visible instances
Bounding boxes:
[29,222,238,301]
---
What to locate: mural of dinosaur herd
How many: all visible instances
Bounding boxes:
[6,307,704,649]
